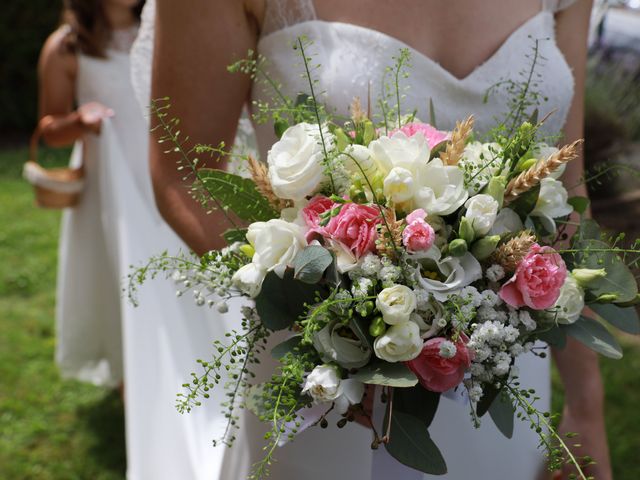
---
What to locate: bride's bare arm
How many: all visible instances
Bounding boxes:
[553,1,612,479]
[150,0,263,254]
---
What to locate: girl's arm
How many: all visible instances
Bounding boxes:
[149,0,263,255]
[553,1,612,478]
[38,28,112,147]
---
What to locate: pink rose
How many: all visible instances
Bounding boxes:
[402,209,435,253]
[325,203,381,258]
[406,336,472,393]
[499,243,567,310]
[302,195,335,241]
[391,122,450,150]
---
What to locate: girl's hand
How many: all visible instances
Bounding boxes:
[78,102,114,134]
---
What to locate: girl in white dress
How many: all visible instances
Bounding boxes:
[40,2,243,479]
[146,0,613,479]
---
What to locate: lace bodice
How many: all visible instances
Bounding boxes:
[253,0,580,156]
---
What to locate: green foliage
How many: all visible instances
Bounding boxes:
[255,271,322,332]
[393,386,440,427]
[0,1,62,134]
[197,168,278,222]
[590,303,640,335]
[292,245,333,284]
[270,336,303,360]
[384,411,447,475]
[351,362,418,387]
[487,391,515,439]
[563,316,623,360]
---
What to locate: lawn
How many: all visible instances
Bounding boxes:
[0,146,638,479]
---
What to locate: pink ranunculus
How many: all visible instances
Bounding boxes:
[325,203,381,258]
[402,209,435,253]
[405,336,472,393]
[302,195,335,241]
[391,122,450,150]
[499,243,567,310]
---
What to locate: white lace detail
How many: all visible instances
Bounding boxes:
[262,0,317,37]
[542,0,580,12]
[130,0,155,109]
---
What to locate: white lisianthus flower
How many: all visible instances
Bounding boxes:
[340,144,377,178]
[414,158,469,216]
[458,141,504,194]
[373,321,423,362]
[302,365,342,403]
[267,122,334,201]
[232,219,307,297]
[376,285,418,325]
[553,275,585,325]
[463,194,499,236]
[232,263,265,298]
[384,167,415,203]
[531,177,573,233]
[302,365,365,414]
[488,208,524,236]
[368,131,430,177]
[313,320,372,369]
[414,252,483,302]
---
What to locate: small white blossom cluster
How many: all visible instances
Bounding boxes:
[348,254,402,289]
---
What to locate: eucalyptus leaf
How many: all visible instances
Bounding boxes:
[293,246,333,284]
[244,383,268,418]
[384,411,447,475]
[476,384,501,417]
[488,391,515,439]
[573,239,637,303]
[562,316,623,359]
[568,196,590,216]
[271,336,303,360]
[223,228,247,244]
[255,271,322,331]
[394,386,440,427]
[590,303,640,335]
[198,168,278,222]
[350,316,374,350]
[351,362,418,387]
[537,327,567,348]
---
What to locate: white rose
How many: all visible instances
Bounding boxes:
[376,285,418,325]
[414,252,483,302]
[488,208,524,236]
[247,219,307,277]
[458,141,504,194]
[531,177,573,233]
[368,131,430,176]
[232,263,266,298]
[267,123,334,201]
[383,167,415,203]
[373,321,423,362]
[553,275,585,325]
[302,365,341,403]
[464,194,499,236]
[414,158,469,216]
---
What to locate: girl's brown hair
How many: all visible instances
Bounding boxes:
[62,0,144,58]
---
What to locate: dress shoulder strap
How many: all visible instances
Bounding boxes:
[261,0,317,37]
[541,0,580,13]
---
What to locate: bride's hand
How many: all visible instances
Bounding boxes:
[78,101,114,134]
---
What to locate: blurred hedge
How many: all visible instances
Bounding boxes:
[1,1,62,138]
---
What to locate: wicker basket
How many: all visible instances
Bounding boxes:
[22,125,85,209]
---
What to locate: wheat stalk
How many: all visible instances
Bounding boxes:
[490,231,537,272]
[247,155,291,211]
[504,140,583,204]
[376,208,405,257]
[440,115,474,166]
[350,96,367,123]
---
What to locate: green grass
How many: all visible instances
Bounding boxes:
[0,146,638,478]
[0,147,126,480]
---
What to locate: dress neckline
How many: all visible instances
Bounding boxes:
[258,10,554,83]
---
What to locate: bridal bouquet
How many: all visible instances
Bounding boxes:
[133,45,640,478]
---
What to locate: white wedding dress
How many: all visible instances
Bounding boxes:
[130,0,579,478]
[56,26,247,480]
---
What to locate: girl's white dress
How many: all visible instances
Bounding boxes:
[56,28,242,480]
[129,0,579,478]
